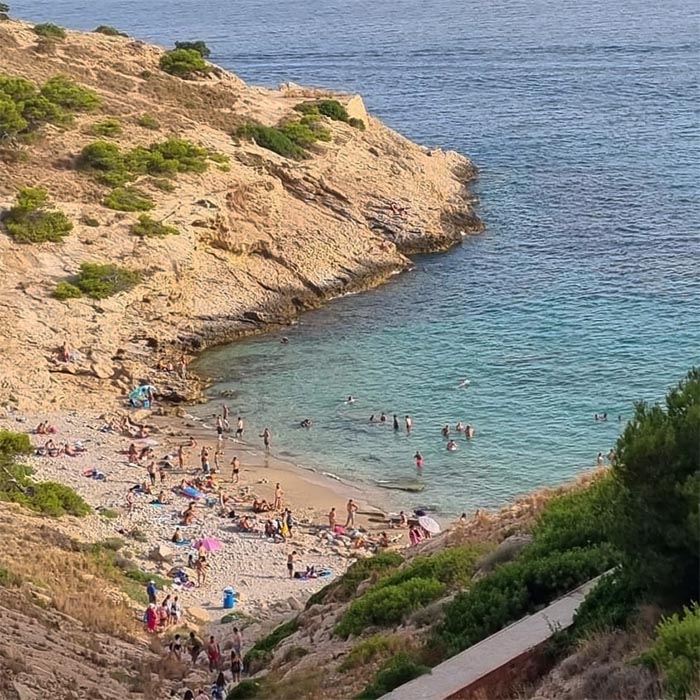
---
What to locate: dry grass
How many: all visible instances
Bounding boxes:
[0,511,139,638]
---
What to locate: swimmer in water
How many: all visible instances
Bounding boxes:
[300,419,312,429]
[393,414,400,431]
[369,414,376,423]
[446,440,457,451]
[414,451,423,468]
[441,424,450,438]
[456,422,464,432]
[346,395,356,404]
[405,415,413,433]
[465,424,474,438]
[458,378,471,389]
[281,336,289,344]
[380,413,387,424]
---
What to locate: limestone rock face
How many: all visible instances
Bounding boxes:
[0,19,483,411]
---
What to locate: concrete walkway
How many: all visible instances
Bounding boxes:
[380,575,605,700]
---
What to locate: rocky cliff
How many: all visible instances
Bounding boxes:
[0,19,482,411]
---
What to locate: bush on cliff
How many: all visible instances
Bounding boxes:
[0,430,90,517]
[53,281,83,300]
[137,113,160,130]
[356,653,430,700]
[0,74,98,139]
[131,213,179,238]
[93,25,128,37]
[33,23,66,40]
[89,118,122,137]
[103,186,154,211]
[335,577,446,638]
[306,551,403,607]
[71,262,141,299]
[159,49,210,79]
[174,40,211,58]
[2,186,72,243]
[236,123,308,160]
[642,603,700,700]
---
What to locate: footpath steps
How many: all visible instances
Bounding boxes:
[379,575,606,700]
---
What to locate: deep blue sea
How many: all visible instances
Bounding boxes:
[14,0,700,515]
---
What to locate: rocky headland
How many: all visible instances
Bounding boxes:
[0,19,482,412]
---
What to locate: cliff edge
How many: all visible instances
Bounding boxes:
[0,19,482,410]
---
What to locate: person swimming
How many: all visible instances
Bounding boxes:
[380,413,387,423]
[393,414,399,431]
[414,451,424,468]
[446,440,457,451]
[346,395,356,404]
[300,418,312,428]
[456,422,464,432]
[458,378,471,388]
[465,424,474,438]
[441,424,450,438]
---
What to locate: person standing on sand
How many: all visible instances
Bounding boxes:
[230,455,240,483]
[345,499,358,528]
[147,461,157,487]
[235,417,244,439]
[261,427,271,450]
[274,483,283,510]
[287,551,296,579]
[328,507,337,529]
[196,555,207,586]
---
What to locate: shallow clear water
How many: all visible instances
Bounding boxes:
[14,0,700,514]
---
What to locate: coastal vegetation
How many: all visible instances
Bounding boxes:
[32,22,66,40]
[2,186,72,243]
[236,117,332,160]
[174,40,211,58]
[0,73,100,139]
[93,25,128,37]
[131,213,179,238]
[55,262,141,300]
[78,138,214,187]
[0,430,90,516]
[294,98,365,129]
[159,48,210,79]
[88,118,122,137]
[137,113,160,130]
[104,186,154,211]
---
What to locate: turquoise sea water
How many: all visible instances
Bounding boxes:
[14,0,700,515]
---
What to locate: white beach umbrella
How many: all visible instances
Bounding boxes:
[418,515,441,534]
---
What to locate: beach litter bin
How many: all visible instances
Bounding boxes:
[223,588,236,609]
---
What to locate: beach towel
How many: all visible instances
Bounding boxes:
[182,486,203,500]
[173,540,191,546]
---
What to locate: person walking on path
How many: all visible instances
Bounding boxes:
[287,551,297,579]
[146,580,157,605]
[206,636,222,672]
[345,498,358,528]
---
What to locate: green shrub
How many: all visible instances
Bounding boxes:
[348,117,366,130]
[642,603,700,700]
[174,40,211,58]
[159,49,209,79]
[93,25,127,37]
[81,216,100,227]
[150,178,176,192]
[357,653,430,699]
[236,123,308,160]
[40,75,100,111]
[131,214,178,238]
[3,186,73,243]
[306,551,403,607]
[335,577,446,638]
[571,570,643,637]
[339,635,402,671]
[137,114,160,130]
[100,508,119,520]
[241,649,271,675]
[226,679,264,699]
[104,186,153,212]
[279,120,331,148]
[374,545,484,592]
[54,281,83,300]
[528,475,615,557]
[609,368,700,601]
[0,567,22,586]
[0,435,90,517]
[33,23,66,40]
[294,99,349,122]
[0,96,27,137]
[89,118,122,137]
[434,545,617,660]
[72,262,140,299]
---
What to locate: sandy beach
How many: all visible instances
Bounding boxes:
[1,406,404,627]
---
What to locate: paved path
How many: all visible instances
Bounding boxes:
[380,575,605,700]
